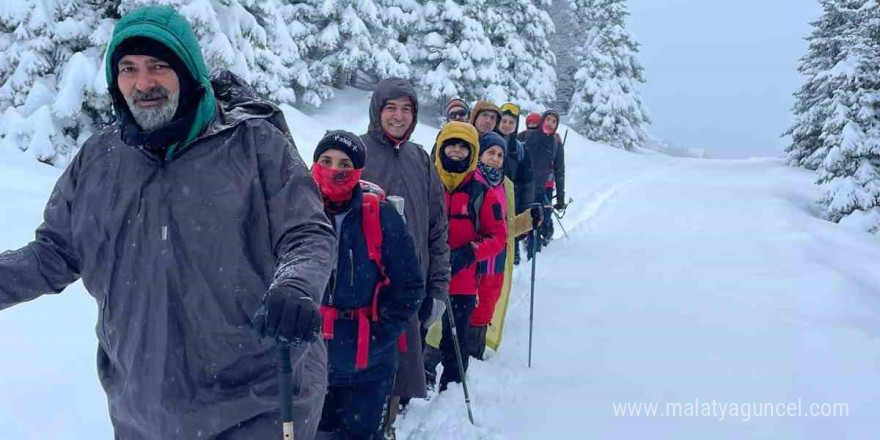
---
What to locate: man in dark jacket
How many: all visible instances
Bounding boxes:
[359,78,450,437]
[525,110,566,252]
[0,6,336,440]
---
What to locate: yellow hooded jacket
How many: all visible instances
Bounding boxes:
[433,121,480,191]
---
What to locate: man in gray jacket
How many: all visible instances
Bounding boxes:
[360,78,451,437]
[0,6,335,440]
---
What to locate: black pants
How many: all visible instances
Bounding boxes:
[318,376,394,440]
[439,295,477,388]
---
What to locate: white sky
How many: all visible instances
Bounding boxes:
[626,0,823,158]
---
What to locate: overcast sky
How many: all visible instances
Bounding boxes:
[625,0,823,158]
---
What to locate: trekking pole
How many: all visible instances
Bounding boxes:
[552,210,570,240]
[528,227,538,368]
[444,295,475,425]
[278,344,294,440]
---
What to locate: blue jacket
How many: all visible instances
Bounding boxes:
[323,186,425,384]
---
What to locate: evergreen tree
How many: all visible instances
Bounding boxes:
[372,0,412,80]
[407,0,503,104]
[814,0,880,232]
[567,0,650,151]
[297,0,380,90]
[483,0,556,111]
[785,0,867,170]
[0,0,111,165]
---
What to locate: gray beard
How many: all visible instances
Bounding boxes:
[125,88,180,131]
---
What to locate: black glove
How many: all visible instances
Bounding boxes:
[530,204,544,227]
[449,245,476,275]
[554,198,567,211]
[252,286,322,344]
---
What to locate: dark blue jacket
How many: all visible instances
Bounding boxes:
[323,187,425,384]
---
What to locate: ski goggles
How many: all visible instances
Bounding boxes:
[500,103,520,117]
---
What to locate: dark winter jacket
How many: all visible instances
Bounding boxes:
[359,77,450,399]
[323,187,424,384]
[434,126,508,296]
[525,110,566,203]
[502,131,535,213]
[0,8,335,440]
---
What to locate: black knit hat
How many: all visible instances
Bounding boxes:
[314,130,367,169]
[110,36,198,115]
[479,132,506,157]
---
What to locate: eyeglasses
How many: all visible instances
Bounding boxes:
[447,109,469,120]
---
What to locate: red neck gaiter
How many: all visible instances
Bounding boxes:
[542,119,557,136]
[311,163,363,207]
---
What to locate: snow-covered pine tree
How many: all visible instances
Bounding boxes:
[407,0,504,105]
[815,0,880,232]
[481,0,556,112]
[567,0,650,151]
[295,0,380,94]
[546,0,579,114]
[372,0,413,80]
[0,0,112,165]
[785,0,869,170]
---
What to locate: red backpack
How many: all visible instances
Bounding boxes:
[319,181,405,370]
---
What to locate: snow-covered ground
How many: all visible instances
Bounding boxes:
[1,91,878,439]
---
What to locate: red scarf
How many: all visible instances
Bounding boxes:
[542,119,557,136]
[311,163,363,207]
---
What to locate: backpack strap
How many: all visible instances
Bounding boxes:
[361,192,390,322]
[362,192,403,358]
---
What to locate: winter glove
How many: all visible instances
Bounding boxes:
[530,204,544,228]
[252,286,322,344]
[449,245,476,275]
[554,199,567,211]
[419,297,447,329]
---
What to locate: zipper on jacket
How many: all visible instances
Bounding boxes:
[328,274,336,305]
[349,249,354,286]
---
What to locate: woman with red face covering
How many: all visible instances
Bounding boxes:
[311,131,425,440]
[524,110,566,255]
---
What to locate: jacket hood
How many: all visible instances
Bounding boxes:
[434,121,479,191]
[469,101,502,128]
[105,5,217,158]
[367,78,419,146]
[201,70,291,139]
[539,110,561,136]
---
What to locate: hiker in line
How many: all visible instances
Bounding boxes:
[431,122,507,391]
[311,131,424,440]
[359,78,451,438]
